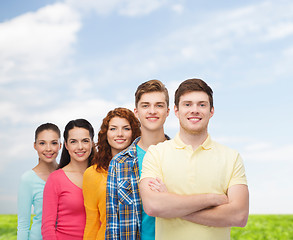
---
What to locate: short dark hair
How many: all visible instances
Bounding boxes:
[135,79,169,107]
[174,78,213,110]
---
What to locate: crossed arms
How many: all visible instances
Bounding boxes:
[139,178,249,228]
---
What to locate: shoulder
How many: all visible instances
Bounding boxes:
[84,165,97,175]
[20,170,36,183]
[84,165,104,179]
[148,138,174,152]
[211,139,240,158]
[46,169,64,182]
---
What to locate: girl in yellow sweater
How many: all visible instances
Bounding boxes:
[82,108,141,240]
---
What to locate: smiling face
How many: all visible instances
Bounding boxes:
[107,117,133,157]
[34,130,61,163]
[134,91,169,132]
[175,91,214,136]
[65,127,93,163]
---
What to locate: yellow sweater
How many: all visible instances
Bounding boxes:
[83,165,107,240]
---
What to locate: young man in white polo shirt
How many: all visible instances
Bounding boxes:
[139,78,249,240]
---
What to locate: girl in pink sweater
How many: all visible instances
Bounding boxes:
[42,119,97,240]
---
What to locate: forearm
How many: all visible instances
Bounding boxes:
[147,192,221,218]
[182,202,247,227]
[105,202,120,240]
[182,185,249,227]
[140,178,227,218]
[17,201,31,238]
[17,177,32,238]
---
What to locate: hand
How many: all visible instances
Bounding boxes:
[210,193,228,206]
[148,177,168,193]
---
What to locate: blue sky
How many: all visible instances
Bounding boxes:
[0,0,292,214]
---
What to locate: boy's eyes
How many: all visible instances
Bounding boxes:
[183,103,207,107]
[69,139,90,143]
[141,104,165,108]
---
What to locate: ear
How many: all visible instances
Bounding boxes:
[33,142,37,150]
[134,107,139,118]
[174,105,179,118]
[59,142,62,150]
[64,141,68,150]
[166,107,170,117]
[210,107,214,119]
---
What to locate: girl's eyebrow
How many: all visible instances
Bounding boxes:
[109,124,131,127]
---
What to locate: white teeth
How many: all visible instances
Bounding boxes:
[189,117,200,121]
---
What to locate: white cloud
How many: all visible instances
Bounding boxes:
[243,143,293,162]
[171,4,184,14]
[208,135,293,163]
[119,0,166,17]
[66,0,166,16]
[264,22,293,40]
[0,3,81,83]
[65,0,121,15]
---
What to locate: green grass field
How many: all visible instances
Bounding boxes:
[1,214,293,239]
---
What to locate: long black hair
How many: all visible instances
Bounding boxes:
[58,119,96,169]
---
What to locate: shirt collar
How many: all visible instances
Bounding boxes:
[121,136,141,158]
[119,134,170,158]
[174,132,213,150]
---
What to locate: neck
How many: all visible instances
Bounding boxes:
[36,160,58,173]
[138,127,166,151]
[65,159,88,173]
[179,127,208,150]
[111,149,120,158]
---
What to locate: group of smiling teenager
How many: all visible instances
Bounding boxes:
[17,79,249,240]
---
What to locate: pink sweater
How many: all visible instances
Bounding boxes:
[42,169,86,240]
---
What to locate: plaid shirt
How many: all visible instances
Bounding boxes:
[106,137,142,240]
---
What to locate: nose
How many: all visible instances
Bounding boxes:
[190,105,199,114]
[77,141,83,149]
[45,143,52,151]
[117,128,123,136]
[148,105,156,114]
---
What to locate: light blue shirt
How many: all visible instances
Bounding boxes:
[17,170,45,240]
[137,145,155,240]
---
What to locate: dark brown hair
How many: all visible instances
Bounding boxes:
[35,123,60,142]
[135,79,169,107]
[92,108,141,171]
[58,119,97,169]
[174,78,213,110]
